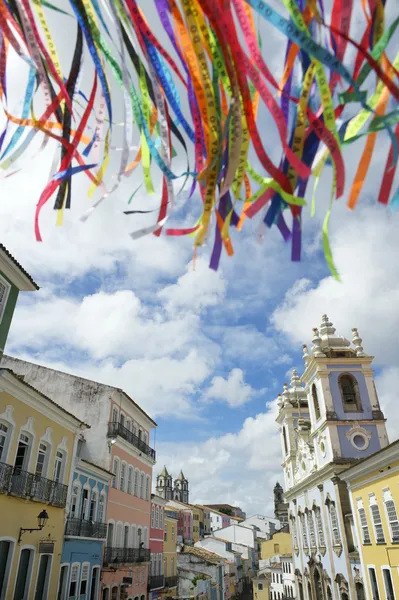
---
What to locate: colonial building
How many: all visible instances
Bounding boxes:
[149,494,167,600]
[59,454,113,600]
[341,438,399,600]
[156,466,189,503]
[276,315,388,600]
[274,483,289,525]
[161,509,179,599]
[1,356,157,600]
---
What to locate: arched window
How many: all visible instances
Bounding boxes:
[130,525,136,548]
[53,449,66,483]
[112,458,120,489]
[307,511,316,549]
[120,462,127,491]
[0,421,12,463]
[34,442,50,478]
[155,506,159,528]
[312,384,321,421]
[283,427,288,455]
[145,476,150,501]
[383,489,399,542]
[338,373,362,412]
[151,505,155,528]
[116,522,123,546]
[134,469,139,496]
[112,407,118,423]
[140,472,144,498]
[128,466,133,494]
[98,491,106,522]
[69,481,81,518]
[314,507,325,547]
[329,502,341,546]
[313,568,323,600]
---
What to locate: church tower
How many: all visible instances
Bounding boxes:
[301,315,388,467]
[156,466,173,500]
[173,470,189,503]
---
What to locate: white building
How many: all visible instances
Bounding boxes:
[195,537,244,594]
[276,316,388,600]
[241,515,281,539]
[282,555,296,599]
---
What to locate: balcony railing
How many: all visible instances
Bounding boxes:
[65,517,107,538]
[0,462,67,507]
[149,575,165,590]
[103,547,151,566]
[107,422,156,461]
[165,576,178,588]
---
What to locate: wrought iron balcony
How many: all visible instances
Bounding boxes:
[165,576,178,588]
[0,462,67,507]
[103,547,151,566]
[148,575,165,590]
[65,517,107,538]
[107,422,156,461]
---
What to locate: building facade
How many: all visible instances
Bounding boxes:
[276,316,388,600]
[59,456,113,600]
[178,546,225,600]
[1,356,157,600]
[0,368,87,599]
[341,439,399,600]
[208,508,231,532]
[206,505,246,520]
[161,509,178,598]
[149,495,166,600]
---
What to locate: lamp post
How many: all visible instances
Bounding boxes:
[18,510,49,543]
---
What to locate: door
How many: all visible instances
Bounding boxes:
[107,523,114,547]
[14,435,30,471]
[0,541,12,599]
[81,489,89,520]
[90,568,99,600]
[53,452,64,483]
[14,549,33,600]
[57,566,68,600]
[34,555,51,600]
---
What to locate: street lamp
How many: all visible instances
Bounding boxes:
[18,510,49,543]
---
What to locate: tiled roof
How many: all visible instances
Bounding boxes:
[182,546,223,564]
[0,244,39,289]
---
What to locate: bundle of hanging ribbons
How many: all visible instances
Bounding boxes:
[1,0,398,276]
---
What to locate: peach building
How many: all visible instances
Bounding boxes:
[1,356,157,600]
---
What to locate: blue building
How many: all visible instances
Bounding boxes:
[57,456,113,599]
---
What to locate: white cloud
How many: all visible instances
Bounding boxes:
[272,207,399,366]
[204,368,264,408]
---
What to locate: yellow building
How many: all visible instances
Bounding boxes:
[0,369,88,599]
[341,439,399,600]
[162,509,179,597]
[261,529,292,560]
[253,573,271,600]
[192,505,204,542]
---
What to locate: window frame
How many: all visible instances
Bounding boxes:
[357,501,371,544]
[127,466,133,495]
[34,553,53,600]
[383,490,399,543]
[0,275,11,325]
[368,566,380,600]
[120,461,127,492]
[112,457,120,490]
[53,449,66,484]
[0,421,12,465]
[338,373,363,413]
[12,545,36,600]
[68,562,81,599]
[381,566,395,600]
[369,496,386,544]
[312,383,321,421]
[0,537,16,600]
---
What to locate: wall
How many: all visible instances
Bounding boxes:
[242,516,280,536]
[0,272,18,354]
[253,579,270,600]
[213,525,256,548]
[261,533,292,560]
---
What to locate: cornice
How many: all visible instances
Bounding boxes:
[340,441,399,484]
[115,435,156,467]
[284,461,357,500]
[301,357,374,384]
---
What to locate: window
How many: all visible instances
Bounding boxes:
[156,507,159,528]
[357,503,371,544]
[53,450,65,483]
[312,384,321,420]
[81,488,89,520]
[160,508,163,529]
[140,473,144,498]
[14,433,31,471]
[89,491,97,522]
[107,523,114,547]
[141,567,145,584]
[79,563,89,597]
[151,505,155,528]
[283,428,288,454]
[338,373,362,412]
[0,423,10,463]
[300,514,308,548]
[369,567,380,600]
[291,517,298,550]
[0,276,10,324]
[69,564,80,598]
[0,540,13,598]
[307,512,317,549]
[70,484,80,518]
[112,458,119,489]
[98,493,106,523]
[124,526,129,548]
[128,467,133,494]
[135,568,139,584]
[382,568,395,600]
[383,491,399,542]
[35,443,49,478]
[35,554,52,600]
[274,543,279,553]
[120,414,125,428]
[120,463,126,492]
[90,567,100,600]
[258,584,263,591]
[58,565,69,600]
[126,419,131,431]
[134,470,139,496]
[329,503,341,546]
[171,558,175,575]
[145,476,150,500]
[112,408,118,423]
[14,548,34,600]
[315,507,325,547]
[111,586,118,600]
[172,526,175,542]
[130,525,136,548]
[370,497,385,543]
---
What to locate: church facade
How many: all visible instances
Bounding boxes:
[276,315,388,600]
[156,466,189,504]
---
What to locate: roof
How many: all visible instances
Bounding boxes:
[159,465,170,477]
[3,355,156,427]
[0,244,39,290]
[176,469,186,481]
[0,369,90,428]
[181,546,223,565]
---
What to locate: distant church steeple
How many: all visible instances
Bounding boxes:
[156,466,189,503]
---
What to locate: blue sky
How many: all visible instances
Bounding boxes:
[0,0,399,516]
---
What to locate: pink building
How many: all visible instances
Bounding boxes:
[149,495,166,600]
[178,509,193,543]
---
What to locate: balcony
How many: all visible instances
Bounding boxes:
[103,547,151,566]
[65,517,107,538]
[165,576,178,588]
[148,575,165,590]
[0,462,68,507]
[107,422,156,461]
